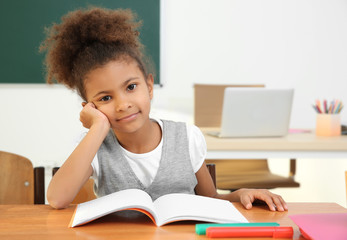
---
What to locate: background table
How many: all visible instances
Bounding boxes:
[1,202,346,240]
[201,128,347,159]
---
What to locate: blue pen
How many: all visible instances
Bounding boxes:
[195,222,280,235]
[331,100,335,114]
[334,102,341,114]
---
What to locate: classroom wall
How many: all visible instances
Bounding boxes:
[1,0,347,206]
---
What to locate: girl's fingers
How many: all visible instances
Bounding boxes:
[253,190,286,212]
[259,194,277,211]
[88,102,96,108]
[240,195,253,210]
[82,102,96,108]
[272,196,284,211]
[238,189,288,212]
[272,195,288,211]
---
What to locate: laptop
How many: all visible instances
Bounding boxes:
[208,88,294,138]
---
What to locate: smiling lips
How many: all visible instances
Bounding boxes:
[116,112,139,122]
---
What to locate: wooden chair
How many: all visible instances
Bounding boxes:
[52,164,216,204]
[0,151,45,204]
[194,83,300,190]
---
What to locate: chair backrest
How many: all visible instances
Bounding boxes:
[206,160,270,175]
[194,84,265,127]
[0,151,45,204]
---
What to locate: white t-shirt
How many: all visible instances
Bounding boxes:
[76,119,206,188]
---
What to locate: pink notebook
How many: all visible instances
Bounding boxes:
[289,213,347,240]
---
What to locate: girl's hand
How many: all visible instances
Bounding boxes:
[80,102,110,129]
[236,188,288,212]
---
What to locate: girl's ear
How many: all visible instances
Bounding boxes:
[146,74,154,99]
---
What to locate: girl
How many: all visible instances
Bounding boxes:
[41,7,287,211]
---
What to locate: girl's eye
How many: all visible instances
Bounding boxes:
[100,96,112,101]
[127,83,137,91]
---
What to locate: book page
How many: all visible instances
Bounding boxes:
[71,189,156,227]
[153,193,248,226]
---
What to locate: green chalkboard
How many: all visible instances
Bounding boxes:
[0,0,160,84]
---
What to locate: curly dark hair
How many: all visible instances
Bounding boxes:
[40,7,150,100]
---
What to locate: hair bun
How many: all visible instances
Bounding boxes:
[65,8,142,51]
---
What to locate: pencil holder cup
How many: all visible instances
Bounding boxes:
[315,114,341,136]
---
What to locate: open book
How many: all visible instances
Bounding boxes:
[69,189,248,227]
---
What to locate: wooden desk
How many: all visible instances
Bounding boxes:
[201,128,347,159]
[1,203,346,240]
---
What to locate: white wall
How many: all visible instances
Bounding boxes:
[1,0,347,206]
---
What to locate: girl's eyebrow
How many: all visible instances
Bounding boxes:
[121,77,140,87]
[92,90,112,99]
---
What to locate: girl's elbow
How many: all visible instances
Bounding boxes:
[47,191,71,209]
[48,197,70,209]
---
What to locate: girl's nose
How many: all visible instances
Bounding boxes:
[115,97,132,112]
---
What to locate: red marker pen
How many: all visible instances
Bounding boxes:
[206,226,293,238]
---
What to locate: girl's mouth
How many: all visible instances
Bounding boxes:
[116,112,139,122]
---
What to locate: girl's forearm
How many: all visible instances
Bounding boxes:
[47,123,109,209]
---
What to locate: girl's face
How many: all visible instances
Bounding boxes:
[84,59,154,134]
